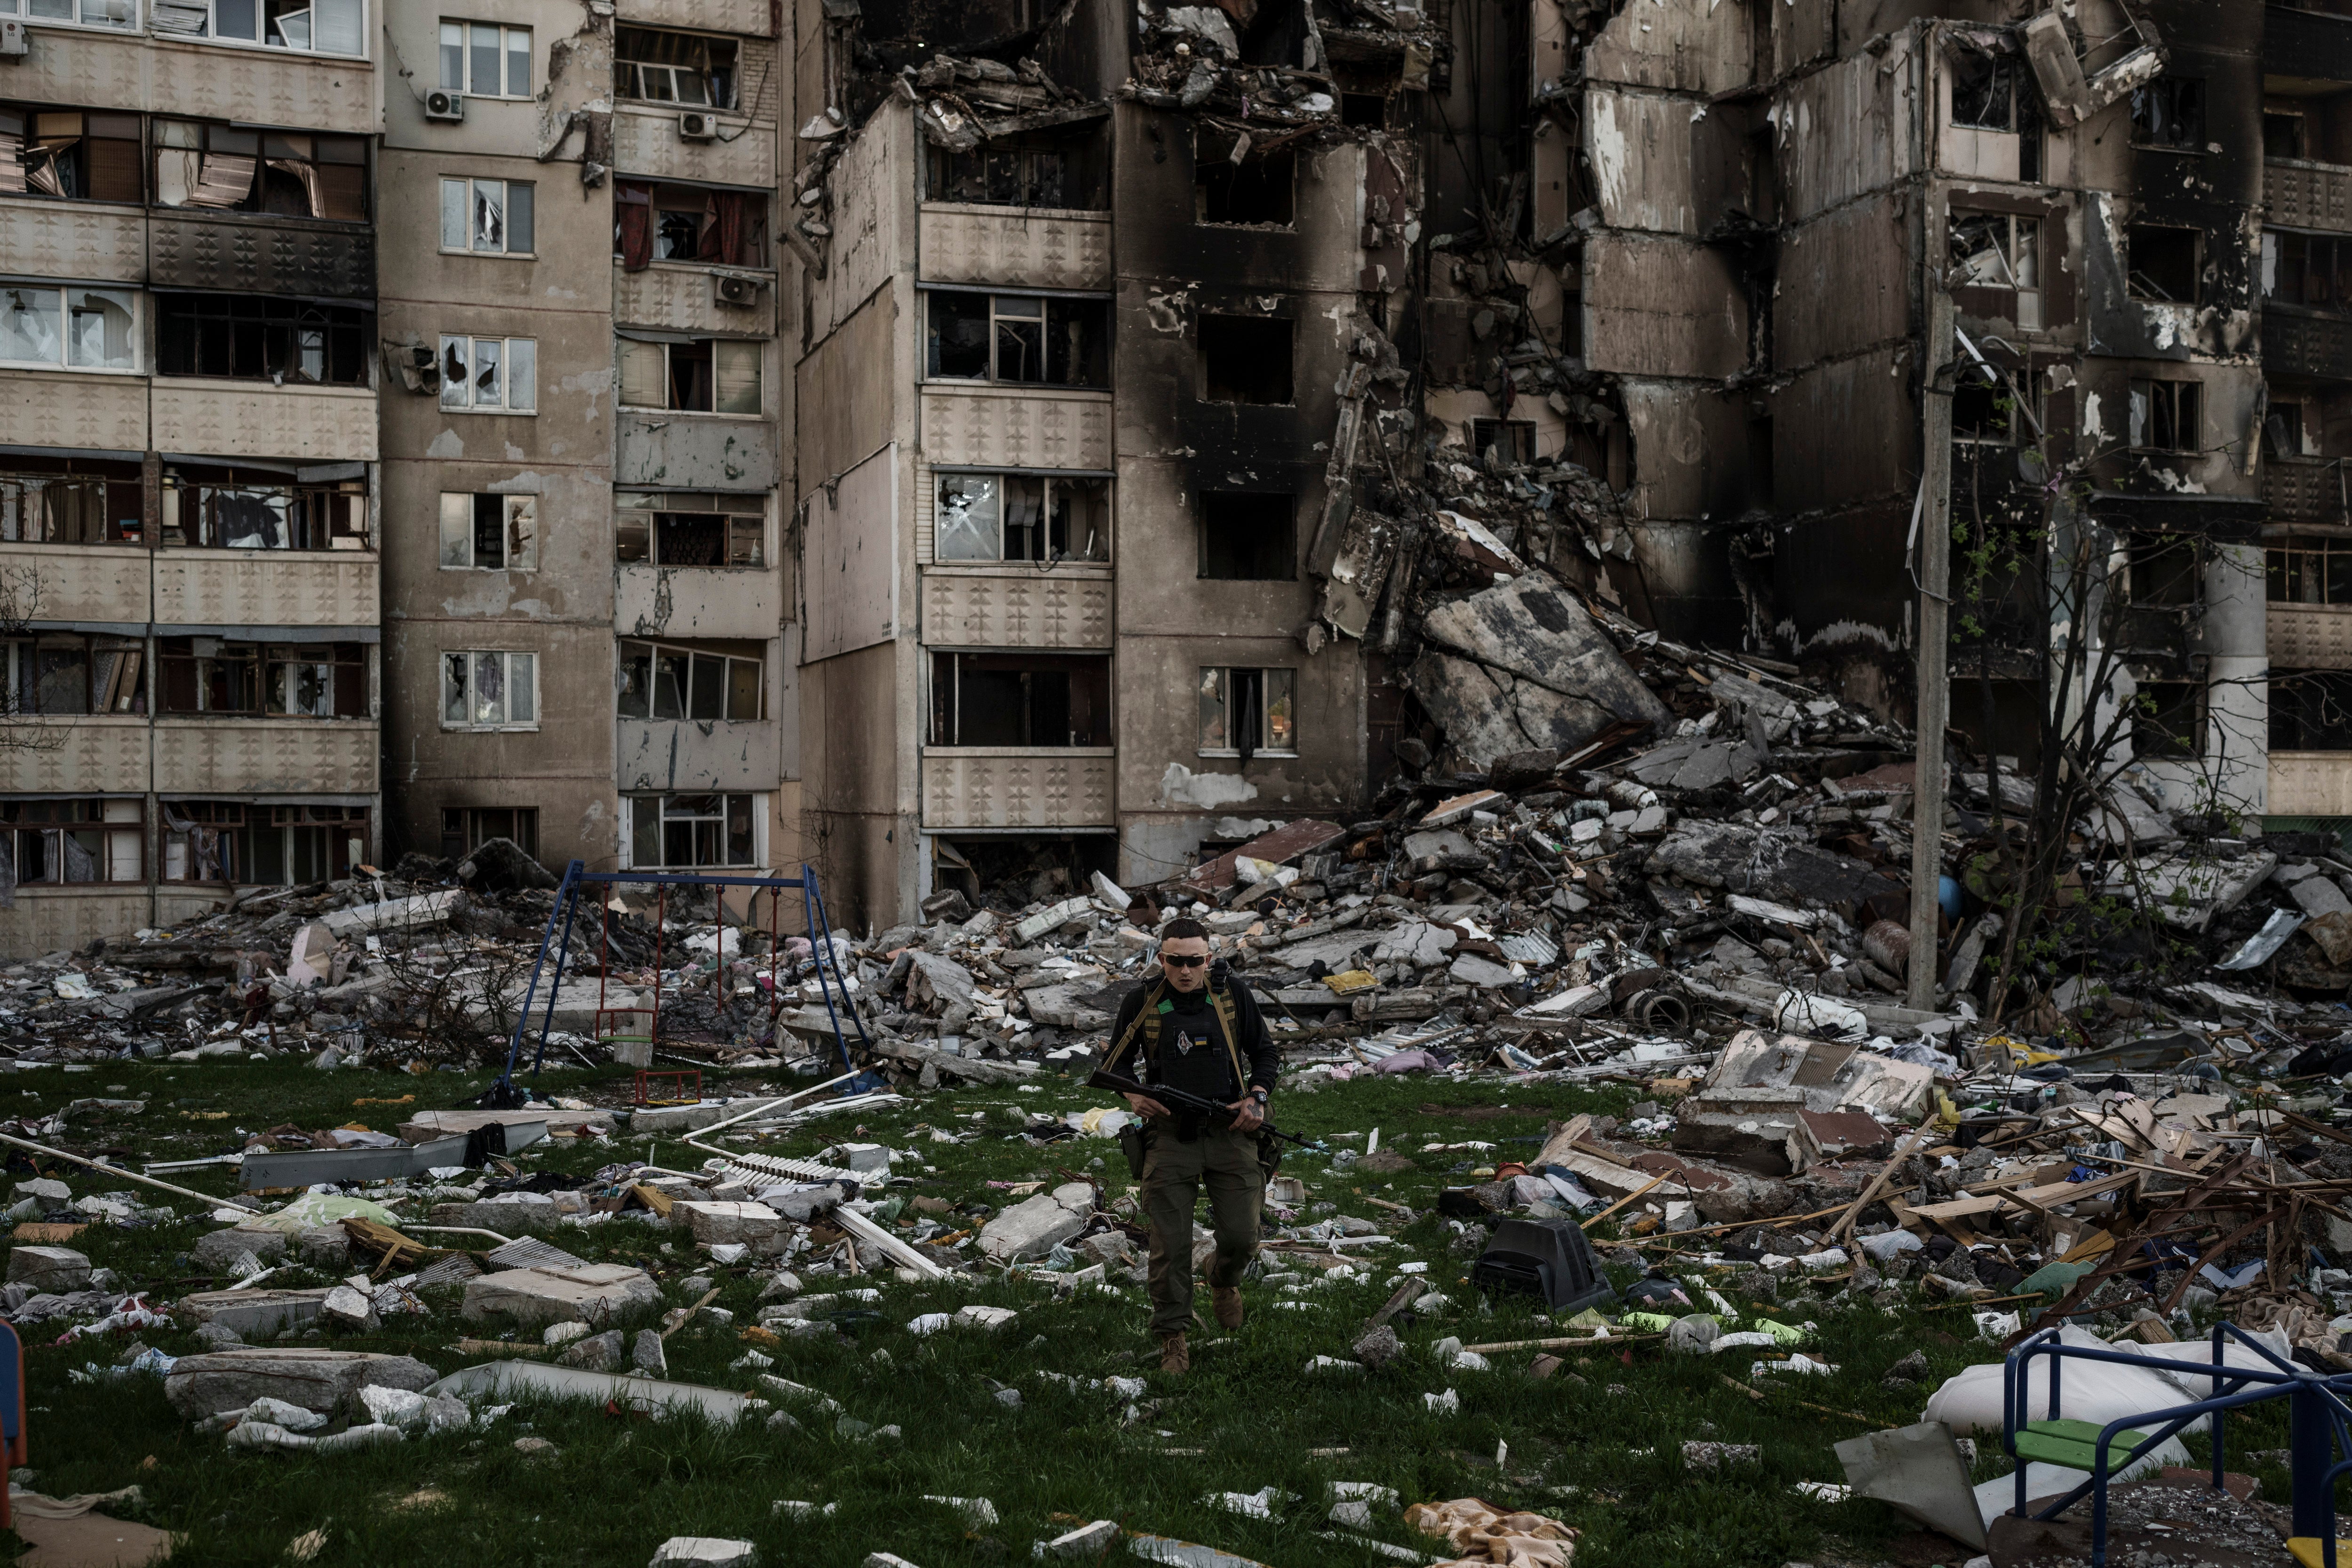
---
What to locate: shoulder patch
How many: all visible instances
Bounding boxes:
[1156,1000,1174,1015]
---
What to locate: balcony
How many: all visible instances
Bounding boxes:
[8,31,376,135]
[2267,158,2352,234]
[918,205,1113,293]
[151,381,377,463]
[2272,602,2352,668]
[0,544,149,625]
[615,0,770,33]
[2273,751,2352,814]
[919,385,1114,470]
[0,371,146,453]
[2265,454,2350,525]
[152,551,378,631]
[0,891,158,964]
[616,565,780,642]
[613,262,775,337]
[610,106,773,189]
[0,715,149,794]
[615,413,777,491]
[922,748,1115,830]
[2264,306,2352,381]
[615,718,781,792]
[0,199,144,285]
[920,569,1113,650]
[152,718,378,794]
[2268,5,2352,87]
[151,212,374,299]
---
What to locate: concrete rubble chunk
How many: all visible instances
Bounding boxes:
[1043,1520,1121,1559]
[650,1539,756,1568]
[6,1245,91,1292]
[461,1263,662,1328]
[977,1193,1088,1263]
[165,1349,440,1418]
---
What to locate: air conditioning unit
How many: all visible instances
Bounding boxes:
[0,19,29,57]
[424,89,465,122]
[678,111,717,141]
[712,274,763,308]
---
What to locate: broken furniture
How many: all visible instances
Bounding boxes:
[634,1069,702,1107]
[500,863,872,1093]
[2003,1324,2351,1568]
[1469,1218,1614,1313]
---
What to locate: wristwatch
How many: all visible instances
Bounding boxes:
[1250,1088,1269,1105]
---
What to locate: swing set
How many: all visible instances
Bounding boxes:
[493,860,871,1096]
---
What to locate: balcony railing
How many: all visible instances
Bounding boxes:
[922,748,1113,829]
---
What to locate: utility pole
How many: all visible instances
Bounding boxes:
[1907,289,1955,1013]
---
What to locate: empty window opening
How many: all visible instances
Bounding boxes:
[617,639,766,722]
[923,291,1108,386]
[162,803,369,887]
[1199,492,1296,580]
[0,464,141,545]
[158,637,364,717]
[156,294,364,384]
[160,469,368,550]
[2134,678,2206,758]
[1195,127,1295,226]
[929,652,1110,748]
[1341,94,1388,129]
[438,492,537,571]
[2127,224,2201,304]
[3,635,143,716]
[1950,54,2022,130]
[924,135,1104,209]
[1198,314,1294,404]
[0,799,142,886]
[2274,669,2352,751]
[2270,535,2352,603]
[1198,666,1297,759]
[442,805,538,860]
[2131,78,2204,151]
[150,120,366,218]
[2129,378,2201,452]
[616,492,765,567]
[1949,210,2042,326]
[2267,111,2308,160]
[2265,231,2352,308]
[1952,374,2020,444]
[933,473,1109,564]
[1470,418,1538,465]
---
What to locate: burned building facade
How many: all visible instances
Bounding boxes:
[0,0,384,953]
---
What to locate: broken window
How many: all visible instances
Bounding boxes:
[616,639,765,722]
[1197,666,1297,759]
[439,20,531,96]
[2266,111,2307,161]
[1949,53,2022,130]
[157,0,364,54]
[628,793,756,869]
[0,799,142,887]
[2,635,142,715]
[0,0,134,30]
[932,473,1109,564]
[161,470,367,550]
[925,140,1099,209]
[0,285,134,371]
[2264,231,2352,308]
[2126,534,2203,606]
[2269,535,2352,603]
[437,492,537,571]
[439,333,538,411]
[2133,678,2206,759]
[616,336,759,414]
[440,176,534,254]
[2273,669,2352,751]
[1199,492,1295,580]
[157,294,363,383]
[615,491,765,567]
[441,805,537,860]
[2126,224,2201,305]
[157,637,365,717]
[922,290,1109,386]
[162,802,367,885]
[613,182,767,271]
[929,652,1110,748]
[1948,210,2042,327]
[1951,371,2020,445]
[2131,78,2205,151]
[441,648,537,729]
[1469,419,1538,465]
[0,465,141,544]
[1195,127,1295,225]
[1198,314,1294,404]
[615,26,736,110]
[150,120,365,217]
[0,109,142,202]
[2128,378,2201,453]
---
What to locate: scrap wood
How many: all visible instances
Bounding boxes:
[1578,1172,1670,1232]
[342,1215,438,1270]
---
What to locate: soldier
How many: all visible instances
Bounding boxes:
[1097,917,1279,1372]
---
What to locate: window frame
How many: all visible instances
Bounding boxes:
[0,797,144,887]
[615,638,767,723]
[160,800,369,886]
[1196,665,1298,759]
[0,283,139,374]
[0,467,143,545]
[2133,677,2208,759]
[613,26,739,112]
[1947,208,2044,329]
[441,804,538,860]
[156,636,366,719]
[625,791,760,871]
[441,647,539,731]
[2269,534,2352,605]
[0,109,146,205]
[438,175,535,256]
[930,470,1112,565]
[438,334,538,414]
[2130,77,2206,154]
[615,335,761,415]
[2,635,145,717]
[155,292,366,385]
[615,490,769,570]
[921,288,1112,388]
[156,0,368,57]
[2128,377,2202,454]
[0,0,138,34]
[160,471,368,551]
[438,19,532,98]
[437,491,538,572]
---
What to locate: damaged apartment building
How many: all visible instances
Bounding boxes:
[0,0,383,955]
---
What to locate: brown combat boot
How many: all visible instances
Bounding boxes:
[1160,1331,1190,1373]
[1212,1286,1244,1329]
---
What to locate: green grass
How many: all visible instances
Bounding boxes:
[0,1060,2316,1566]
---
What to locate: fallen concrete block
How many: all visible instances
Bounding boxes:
[977,1193,1086,1263]
[461,1263,661,1328]
[165,1348,439,1418]
[318,889,462,939]
[178,1288,334,1338]
[6,1245,90,1292]
[1043,1520,1121,1559]
[651,1539,754,1568]
[675,1201,787,1250]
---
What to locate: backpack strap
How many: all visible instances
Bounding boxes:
[1103,978,1168,1075]
[1210,983,1247,1094]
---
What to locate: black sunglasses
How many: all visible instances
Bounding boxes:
[1161,953,1208,968]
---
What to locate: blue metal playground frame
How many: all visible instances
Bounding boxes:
[493,860,872,1091]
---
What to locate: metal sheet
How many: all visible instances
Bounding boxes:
[238,1133,476,1191]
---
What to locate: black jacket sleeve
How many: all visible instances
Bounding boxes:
[1226,975,1279,1095]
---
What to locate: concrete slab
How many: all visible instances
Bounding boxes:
[460,1262,661,1328]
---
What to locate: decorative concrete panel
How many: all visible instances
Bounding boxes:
[922,749,1113,828]
[920,570,1111,649]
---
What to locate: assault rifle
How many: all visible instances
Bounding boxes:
[1087,1067,1327,1152]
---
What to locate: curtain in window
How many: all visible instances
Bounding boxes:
[617,183,653,271]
